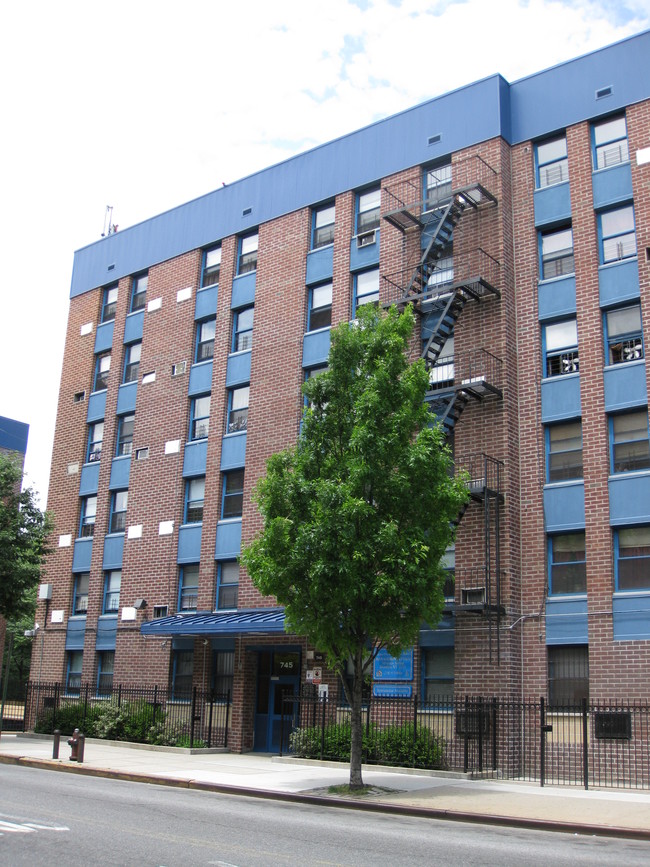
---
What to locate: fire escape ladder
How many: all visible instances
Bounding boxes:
[427,390,471,436]
[421,290,466,369]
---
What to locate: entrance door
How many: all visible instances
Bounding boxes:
[253,650,300,752]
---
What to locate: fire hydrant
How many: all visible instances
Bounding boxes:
[68,728,81,762]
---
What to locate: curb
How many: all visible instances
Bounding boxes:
[2,753,650,842]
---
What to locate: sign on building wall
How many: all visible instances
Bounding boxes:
[373,647,413,681]
[373,683,413,698]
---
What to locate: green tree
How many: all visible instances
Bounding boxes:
[242,305,468,788]
[4,586,37,697]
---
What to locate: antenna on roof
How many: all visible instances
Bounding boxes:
[101,205,118,237]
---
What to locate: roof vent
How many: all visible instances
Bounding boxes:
[242,207,252,216]
[596,85,612,99]
[428,134,442,146]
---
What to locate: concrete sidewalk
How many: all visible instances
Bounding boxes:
[1,732,650,840]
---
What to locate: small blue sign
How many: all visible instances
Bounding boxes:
[373,647,414,681]
[373,683,413,698]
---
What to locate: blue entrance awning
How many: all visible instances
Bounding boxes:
[140,608,286,637]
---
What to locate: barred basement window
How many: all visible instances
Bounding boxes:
[594,711,631,740]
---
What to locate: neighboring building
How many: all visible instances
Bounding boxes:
[35,32,650,751]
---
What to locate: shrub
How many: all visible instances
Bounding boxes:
[34,701,101,736]
[91,701,160,743]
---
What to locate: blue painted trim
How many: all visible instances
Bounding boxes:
[302,328,331,368]
[541,374,582,423]
[72,538,93,572]
[86,390,106,423]
[123,310,144,343]
[116,382,138,415]
[96,616,118,651]
[102,534,124,570]
[231,273,256,309]
[215,519,242,559]
[183,440,208,477]
[305,246,334,285]
[188,360,214,396]
[79,462,100,496]
[109,456,131,490]
[195,285,218,320]
[534,183,571,228]
[543,481,585,532]
[592,161,633,209]
[613,593,650,641]
[65,617,86,651]
[349,229,381,271]
[609,474,650,526]
[538,275,576,321]
[225,350,252,387]
[603,361,647,413]
[599,258,640,308]
[94,320,114,354]
[545,597,588,645]
[0,415,29,454]
[177,523,203,563]
[221,432,247,471]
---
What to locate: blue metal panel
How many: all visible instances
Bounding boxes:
[215,519,242,559]
[109,456,131,490]
[349,230,381,271]
[177,524,203,563]
[541,374,581,423]
[79,461,100,496]
[543,481,585,532]
[65,617,86,651]
[86,390,107,423]
[419,621,455,648]
[116,381,138,415]
[534,183,571,227]
[93,321,114,354]
[188,361,213,396]
[183,440,208,477]
[599,259,640,308]
[613,593,650,641]
[609,474,650,526]
[305,246,334,285]
[545,597,588,645]
[103,534,124,570]
[0,415,28,454]
[141,607,285,636]
[537,275,576,321]
[72,538,93,572]
[225,350,252,387]
[592,162,633,210]
[231,272,256,309]
[195,285,218,320]
[603,361,647,412]
[221,432,247,470]
[302,328,331,368]
[96,615,118,650]
[123,310,144,343]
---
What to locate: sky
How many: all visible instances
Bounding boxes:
[1,0,649,507]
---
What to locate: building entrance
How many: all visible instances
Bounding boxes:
[253,649,300,752]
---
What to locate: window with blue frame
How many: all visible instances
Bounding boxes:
[307,282,332,331]
[303,364,329,409]
[604,303,643,365]
[178,564,199,611]
[353,268,379,314]
[356,187,380,233]
[202,244,221,287]
[592,115,629,170]
[66,651,83,695]
[213,650,235,697]
[238,232,258,274]
[599,205,636,263]
[79,495,97,538]
[97,650,115,696]
[109,490,128,533]
[227,386,249,433]
[422,647,454,705]
[103,570,121,614]
[543,319,578,377]
[170,649,193,700]
[101,285,118,323]
[546,421,583,482]
[93,352,111,391]
[548,532,586,594]
[232,306,254,352]
[116,414,135,457]
[184,477,205,523]
[222,469,244,519]
[123,341,141,383]
[87,420,104,463]
[130,273,147,312]
[312,203,335,249]
[189,394,211,440]
[195,317,216,362]
[610,411,650,473]
[535,135,568,188]
[72,573,90,615]
[424,162,452,209]
[615,527,650,591]
[540,226,574,280]
[216,561,239,609]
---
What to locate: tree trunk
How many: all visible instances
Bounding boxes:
[349,648,364,789]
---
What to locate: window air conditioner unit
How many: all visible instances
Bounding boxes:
[461,587,485,606]
[357,229,376,248]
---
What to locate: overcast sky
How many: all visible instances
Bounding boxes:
[2,0,649,506]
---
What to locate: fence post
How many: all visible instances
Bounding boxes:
[463,696,469,774]
[190,686,197,748]
[412,694,418,768]
[320,694,326,761]
[52,683,59,732]
[224,691,231,749]
[492,697,498,772]
[477,697,484,773]
[540,696,546,788]
[117,684,122,708]
[582,697,589,791]
[207,691,214,748]
[83,683,89,729]
[152,685,158,727]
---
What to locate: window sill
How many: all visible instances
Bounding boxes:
[544,479,584,489]
[191,359,213,369]
[613,589,650,598]
[90,387,108,395]
[604,358,644,371]
[309,242,334,252]
[600,255,638,269]
[217,517,242,525]
[541,371,580,382]
[305,325,331,336]
[547,593,587,601]
[228,348,252,358]
[537,273,576,286]
[223,430,246,439]
[592,160,631,175]
[609,469,650,480]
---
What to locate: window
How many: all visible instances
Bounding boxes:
[101,285,118,323]
[548,646,588,707]
[605,304,643,365]
[171,649,193,700]
[611,411,650,473]
[616,527,650,591]
[213,650,234,697]
[217,561,239,609]
[202,245,221,287]
[593,115,629,170]
[535,136,568,188]
[130,273,147,312]
[123,342,141,383]
[547,421,583,482]
[423,647,454,704]
[87,421,104,463]
[222,470,244,519]
[312,203,335,249]
[227,386,249,433]
[66,651,83,695]
[354,268,379,313]
[238,232,258,274]
[109,490,128,533]
[184,477,205,524]
[178,564,199,611]
[93,352,111,391]
[232,306,254,352]
[196,318,216,362]
[116,414,135,457]
[600,205,636,263]
[303,365,329,409]
[426,242,453,288]
[103,570,121,614]
[540,227,574,279]
[308,282,332,331]
[97,651,114,696]
[356,187,380,233]
[543,319,578,377]
[190,394,211,440]
[72,573,90,615]
[424,163,452,208]
[548,532,586,594]
[79,495,97,538]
